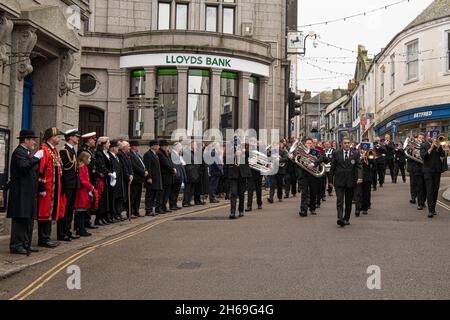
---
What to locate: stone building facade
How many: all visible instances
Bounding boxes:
[79,0,292,142]
[0,0,88,233]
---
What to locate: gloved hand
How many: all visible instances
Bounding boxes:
[39,192,46,197]
[34,150,44,159]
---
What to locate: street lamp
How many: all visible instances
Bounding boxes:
[299,31,319,57]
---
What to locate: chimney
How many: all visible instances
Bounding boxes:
[347,79,356,91]
[302,90,311,101]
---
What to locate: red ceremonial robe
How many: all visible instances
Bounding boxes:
[37,143,63,222]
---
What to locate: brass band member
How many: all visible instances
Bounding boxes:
[373,137,387,188]
[268,140,289,203]
[420,133,446,218]
[355,145,375,216]
[407,133,426,209]
[393,142,407,183]
[384,134,396,183]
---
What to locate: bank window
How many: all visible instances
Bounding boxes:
[220,72,238,136]
[158,2,171,30]
[188,69,210,136]
[248,77,259,131]
[155,69,178,138]
[406,40,419,81]
[223,7,235,34]
[206,6,218,32]
[390,54,395,92]
[176,3,188,30]
[130,70,145,97]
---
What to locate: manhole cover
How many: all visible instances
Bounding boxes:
[177,262,202,269]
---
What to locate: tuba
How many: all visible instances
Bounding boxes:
[403,137,424,164]
[288,141,326,178]
[248,149,274,174]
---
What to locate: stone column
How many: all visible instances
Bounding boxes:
[177,66,189,131]
[210,68,222,130]
[238,72,251,130]
[258,77,269,132]
[142,66,156,140]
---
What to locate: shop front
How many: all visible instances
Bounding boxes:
[120,52,270,139]
[375,103,450,142]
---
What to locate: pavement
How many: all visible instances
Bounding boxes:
[0,177,449,300]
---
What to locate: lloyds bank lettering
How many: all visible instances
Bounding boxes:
[165,55,232,68]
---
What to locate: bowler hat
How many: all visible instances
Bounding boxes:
[159,139,169,146]
[149,140,159,147]
[129,140,139,147]
[17,129,38,139]
[110,140,119,148]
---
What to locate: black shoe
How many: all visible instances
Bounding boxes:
[77,230,92,237]
[26,246,39,253]
[267,198,274,204]
[57,235,71,242]
[410,199,417,204]
[170,207,179,211]
[344,220,350,226]
[433,211,437,216]
[337,219,345,227]
[316,204,321,209]
[245,207,252,212]
[284,195,289,199]
[362,211,368,215]
[355,212,360,217]
[94,220,104,226]
[70,234,81,239]
[182,203,192,208]
[239,212,244,217]
[10,247,28,255]
[380,184,383,187]
[86,224,99,229]
[107,218,115,223]
[229,214,236,220]
[155,209,161,214]
[210,199,220,204]
[162,208,172,213]
[101,219,110,225]
[418,205,424,211]
[278,198,283,202]
[38,241,60,248]
[258,205,263,210]
[146,212,155,217]
[428,213,434,218]
[310,210,317,215]
[299,211,307,217]
[372,188,377,191]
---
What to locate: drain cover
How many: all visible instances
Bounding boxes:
[177,262,202,269]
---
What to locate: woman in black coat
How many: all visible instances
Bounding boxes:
[109,140,126,221]
[95,137,113,224]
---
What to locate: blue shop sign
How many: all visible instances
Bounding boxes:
[375,104,450,135]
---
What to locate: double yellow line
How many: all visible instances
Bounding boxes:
[437,200,450,211]
[9,204,227,300]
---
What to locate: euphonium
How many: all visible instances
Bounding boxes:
[288,141,326,178]
[248,149,274,174]
[403,137,424,164]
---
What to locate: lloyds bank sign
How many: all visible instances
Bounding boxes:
[120,52,270,77]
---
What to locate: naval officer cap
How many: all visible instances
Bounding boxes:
[81,132,97,140]
[64,128,81,138]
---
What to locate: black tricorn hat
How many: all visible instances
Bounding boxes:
[149,140,159,147]
[43,127,64,141]
[17,129,38,139]
[159,139,169,146]
[129,140,139,147]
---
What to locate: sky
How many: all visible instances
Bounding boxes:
[296,0,435,93]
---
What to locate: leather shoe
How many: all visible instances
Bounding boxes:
[86,224,99,229]
[355,212,360,217]
[94,220,104,226]
[417,205,424,210]
[267,198,274,204]
[428,213,434,218]
[337,219,345,227]
[77,230,92,237]
[57,235,71,242]
[170,207,180,211]
[310,210,317,215]
[344,220,350,226]
[239,212,244,217]
[410,199,417,204]
[229,214,236,220]
[101,219,110,225]
[299,211,307,217]
[245,207,252,212]
[210,199,220,204]
[362,211,368,215]
[27,246,39,253]
[10,247,28,255]
[258,205,263,210]
[38,241,60,248]
[70,234,81,240]
[162,208,172,213]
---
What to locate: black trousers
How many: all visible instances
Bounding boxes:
[284,172,297,197]
[209,175,221,201]
[57,188,76,238]
[376,162,386,186]
[299,175,318,213]
[394,161,406,182]
[335,186,355,221]
[371,167,378,189]
[247,173,262,208]
[317,176,326,204]
[145,188,162,212]
[194,180,202,203]
[38,220,52,244]
[326,171,334,195]
[170,177,182,208]
[424,172,441,213]
[385,159,395,182]
[130,182,143,216]
[269,174,284,200]
[183,182,195,205]
[229,178,246,215]
[411,174,426,206]
[355,181,371,212]
[159,183,172,210]
[10,218,33,251]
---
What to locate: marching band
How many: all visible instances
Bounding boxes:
[6,127,449,254]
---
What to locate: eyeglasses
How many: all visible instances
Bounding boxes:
[343,142,350,144]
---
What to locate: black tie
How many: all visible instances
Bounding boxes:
[345,151,348,161]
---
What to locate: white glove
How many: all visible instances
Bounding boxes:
[308,163,315,169]
[89,191,93,197]
[111,172,117,179]
[39,192,46,197]
[34,150,44,159]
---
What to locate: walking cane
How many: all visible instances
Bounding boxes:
[128,180,132,221]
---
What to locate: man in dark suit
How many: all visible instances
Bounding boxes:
[268,141,289,203]
[158,140,176,213]
[208,142,224,204]
[183,141,200,207]
[384,134,396,183]
[117,141,134,218]
[58,129,81,241]
[373,136,387,188]
[170,142,186,210]
[144,140,163,216]
[407,133,427,209]
[7,130,43,255]
[129,141,147,217]
[330,137,363,227]
[393,142,406,183]
[420,133,446,218]
[227,141,252,219]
